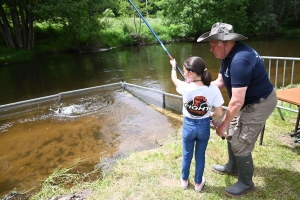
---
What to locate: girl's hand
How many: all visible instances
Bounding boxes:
[170,59,176,68]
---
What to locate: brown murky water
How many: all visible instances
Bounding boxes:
[0,88,182,196]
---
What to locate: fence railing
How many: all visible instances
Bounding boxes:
[262,56,300,89]
[262,56,300,115]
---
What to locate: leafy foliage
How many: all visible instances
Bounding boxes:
[157,0,250,37]
[1,0,300,51]
[155,0,300,38]
[34,0,103,47]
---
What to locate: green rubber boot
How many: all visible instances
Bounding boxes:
[224,154,255,197]
[212,142,238,176]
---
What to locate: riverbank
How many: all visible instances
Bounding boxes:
[0,37,192,65]
[4,106,299,200]
[1,18,299,65]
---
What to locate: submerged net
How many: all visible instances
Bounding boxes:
[123,83,183,114]
[0,83,121,120]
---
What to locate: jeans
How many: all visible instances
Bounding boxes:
[182,117,210,184]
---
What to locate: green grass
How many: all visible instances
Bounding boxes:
[28,105,300,200]
[0,23,71,63]
[98,17,176,47]
[0,48,35,64]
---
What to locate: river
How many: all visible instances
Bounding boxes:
[0,38,299,196]
[1,38,300,106]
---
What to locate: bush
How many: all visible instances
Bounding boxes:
[102,9,115,18]
[99,29,134,47]
[0,48,35,63]
[0,17,181,63]
[35,24,62,40]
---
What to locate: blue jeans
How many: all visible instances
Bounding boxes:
[182,117,210,184]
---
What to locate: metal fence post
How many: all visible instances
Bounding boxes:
[162,92,166,109]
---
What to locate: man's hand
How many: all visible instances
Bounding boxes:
[216,122,229,139]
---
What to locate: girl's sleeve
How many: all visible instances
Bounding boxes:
[176,81,186,95]
[213,85,224,107]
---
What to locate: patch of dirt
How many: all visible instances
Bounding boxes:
[1,190,92,200]
[1,192,30,200]
[277,132,300,148]
[49,190,92,200]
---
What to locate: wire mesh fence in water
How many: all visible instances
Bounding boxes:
[0,83,121,120]
[123,82,183,113]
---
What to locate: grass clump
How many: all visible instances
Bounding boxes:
[0,48,35,63]
[29,158,98,200]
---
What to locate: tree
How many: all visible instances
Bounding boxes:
[247,0,283,34]
[0,0,119,50]
[284,0,300,28]
[118,0,146,35]
[0,0,35,49]
[34,0,118,48]
[157,0,249,38]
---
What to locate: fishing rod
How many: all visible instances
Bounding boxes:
[128,0,224,140]
[127,0,185,80]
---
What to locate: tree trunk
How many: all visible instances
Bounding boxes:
[18,0,34,49]
[27,9,34,50]
[0,5,15,48]
[8,1,23,48]
[18,0,27,48]
[0,0,35,50]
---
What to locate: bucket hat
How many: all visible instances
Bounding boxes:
[197,22,248,42]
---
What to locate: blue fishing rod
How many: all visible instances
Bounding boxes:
[128,0,185,80]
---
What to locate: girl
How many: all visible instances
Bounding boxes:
[170,56,224,192]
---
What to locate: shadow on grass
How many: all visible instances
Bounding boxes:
[255,166,300,199]
[204,166,300,199]
[281,143,300,155]
[276,135,300,155]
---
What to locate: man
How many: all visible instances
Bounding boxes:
[197,22,278,197]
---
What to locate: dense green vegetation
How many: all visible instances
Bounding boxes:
[0,0,300,63]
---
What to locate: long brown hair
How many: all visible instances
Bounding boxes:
[183,56,212,86]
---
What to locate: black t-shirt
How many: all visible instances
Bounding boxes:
[220,42,273,106]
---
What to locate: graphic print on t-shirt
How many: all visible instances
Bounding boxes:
[184,96,210,117]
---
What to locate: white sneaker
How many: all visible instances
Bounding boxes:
[180,178,188,189]
[195,176,205,192]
